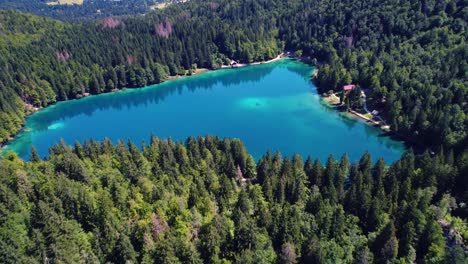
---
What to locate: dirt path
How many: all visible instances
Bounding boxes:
[221,53,284,69]
[361,90,388,126]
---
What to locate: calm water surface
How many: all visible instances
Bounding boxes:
[5,59,405,162]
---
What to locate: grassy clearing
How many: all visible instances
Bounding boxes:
[363,113,373,120]
[323,93,341,105]
[150,2,170,10]
[47,0,84,6]
[150,0,189,10]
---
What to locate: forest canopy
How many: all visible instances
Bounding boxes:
[0,0,181,22]
[0,0,466,262]
[0,135,466,263]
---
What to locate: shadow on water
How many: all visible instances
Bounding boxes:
[29,60,307,131]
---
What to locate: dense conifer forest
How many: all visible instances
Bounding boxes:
[0,0,466,262]
[0,136,466,263]
[0,0,178,22]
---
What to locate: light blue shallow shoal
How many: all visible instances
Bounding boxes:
[5,59,405,162]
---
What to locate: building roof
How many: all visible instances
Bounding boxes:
[343,84,356,91]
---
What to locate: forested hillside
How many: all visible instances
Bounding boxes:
[0,1,466,262]
[0,136,466,263]
[0,0,180,22]
[0,3,282,144]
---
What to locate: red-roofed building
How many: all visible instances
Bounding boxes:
[343,84,356,91]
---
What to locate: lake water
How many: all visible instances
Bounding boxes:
[4,59,405,162]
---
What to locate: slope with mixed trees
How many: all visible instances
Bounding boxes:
[0,0,466,199]
[0,135,466,263]
[304,0,466,151]
[0,0,466,262]
[0,0,184,22]
[0,2,282,144]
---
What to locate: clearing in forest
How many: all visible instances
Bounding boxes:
[46,0,84,6]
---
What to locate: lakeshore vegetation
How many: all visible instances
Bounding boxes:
[0,0,466,262]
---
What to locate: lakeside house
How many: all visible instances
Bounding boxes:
[343,84,356,91]
[230,60,238,67]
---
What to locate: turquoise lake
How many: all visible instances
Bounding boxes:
[4,59,405,162]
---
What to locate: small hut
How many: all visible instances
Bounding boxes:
[343,84,356,91]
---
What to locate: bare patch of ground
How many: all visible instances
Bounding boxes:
[47,0,84,6]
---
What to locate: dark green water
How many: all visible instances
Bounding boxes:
[4,59,405,162]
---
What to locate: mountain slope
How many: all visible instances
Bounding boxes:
[0,136,466,263]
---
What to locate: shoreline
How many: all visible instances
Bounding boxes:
[319,93,426,151]
[165,67,210,81]
[320,94,390,131]
[346,110,390,131]
[221,53,285,69]
[1,54,287,153]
